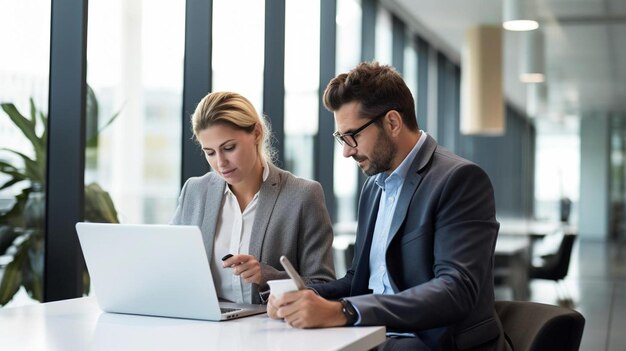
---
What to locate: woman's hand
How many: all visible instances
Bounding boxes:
[222,254,263,285]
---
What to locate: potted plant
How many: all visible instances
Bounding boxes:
[0,90,120,306]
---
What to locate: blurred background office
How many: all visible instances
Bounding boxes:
[1,0,624,349]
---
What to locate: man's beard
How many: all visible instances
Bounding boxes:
[355,129,396,176]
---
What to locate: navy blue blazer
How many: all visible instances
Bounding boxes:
[311,135,504,350]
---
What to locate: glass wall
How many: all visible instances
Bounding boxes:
[212,0,265,114]
[0,0,51,307]
[403,36,418,105]
[284,0,320,179]
[0,0,50,197]
[87,0,185,224]
[534,130,580,223]
[334,0,362,223]
[374,5,392,65]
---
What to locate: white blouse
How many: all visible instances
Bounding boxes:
[210,162,269,303]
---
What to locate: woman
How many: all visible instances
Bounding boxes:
[171,91,335,304]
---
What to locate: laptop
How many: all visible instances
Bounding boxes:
[75,222,267,321]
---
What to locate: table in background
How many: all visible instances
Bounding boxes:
[495,236,531,300]
[498,219,575,238]
[0,297,386,351]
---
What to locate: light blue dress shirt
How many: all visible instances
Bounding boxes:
[367,131,427,294]
[350,131,427,327]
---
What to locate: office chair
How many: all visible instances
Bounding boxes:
[495,300,585,351]
[529,233,577,306]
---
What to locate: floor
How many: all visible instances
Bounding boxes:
[495,239,626,351]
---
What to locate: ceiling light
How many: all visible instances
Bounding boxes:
[520,29,545,83]
[503,0,539,31]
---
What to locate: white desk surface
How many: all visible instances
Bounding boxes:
[0,297,386,351]
[495,236,530,254]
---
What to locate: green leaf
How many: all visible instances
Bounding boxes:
[98,108,122,135]
[0,166,27,179]
[0,226,20,255]
[0,159,28,184]
[31,109,48,169]
[0,178,25,192]
[39,110,47,125]
[0,250,24,306]
[25,274,43,302]
[1,148,43,184]
[1,103,43,155]
[0,190,29,227]
[22,233,44,302]
[85,86,98,150]
[0,169,26,180]
[85,107,122,148]
[0,159,19,173]
[33,130,46,173]
[85,183,119,223]
[29,98,37,125]
[83,270,91,295]
[39,111,48,148]
[85,136,98,149]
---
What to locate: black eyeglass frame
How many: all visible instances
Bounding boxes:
[332,111,388,148]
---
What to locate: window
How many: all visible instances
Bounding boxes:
[86,0,185,224]
[534,128,580,222]
[284,0,320,179]
[374,5,392,65]
[0,1,50,196]
[212,0,265,112]
[334,0,362,223]
[404,37,418,108]
[0,0,51,307]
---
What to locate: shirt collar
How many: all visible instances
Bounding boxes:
[375,131,427,189]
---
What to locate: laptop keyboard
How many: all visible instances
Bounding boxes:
[220,307,242,314]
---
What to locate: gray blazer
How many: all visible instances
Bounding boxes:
[171,164,336,304]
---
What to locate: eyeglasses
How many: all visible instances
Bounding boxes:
[332,111,387,148]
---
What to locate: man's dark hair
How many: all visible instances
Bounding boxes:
[323,61,418,131]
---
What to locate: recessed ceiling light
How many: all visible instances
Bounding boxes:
[520,73,545,83]
[503,0,538,31]
[503,20,539,31]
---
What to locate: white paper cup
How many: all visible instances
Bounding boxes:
[267,279,298,298]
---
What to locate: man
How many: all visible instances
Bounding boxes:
[268,62,507,350]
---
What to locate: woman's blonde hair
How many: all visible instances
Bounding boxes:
[191,91,274,165]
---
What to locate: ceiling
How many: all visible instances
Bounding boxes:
[386,0,626,132]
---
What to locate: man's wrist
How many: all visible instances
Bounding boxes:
[338,298,358,326]
[258,289,271,304]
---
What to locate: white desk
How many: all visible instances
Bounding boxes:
[0,297,386,351]
[495,236,531,300]
[498,219,576,237]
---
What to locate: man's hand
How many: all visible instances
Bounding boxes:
[222,254,263,285]
[267,289,348,328]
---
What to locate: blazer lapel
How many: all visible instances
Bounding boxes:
[248,164,282,260]
[200,175,226,262]
[385,135,437,248]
